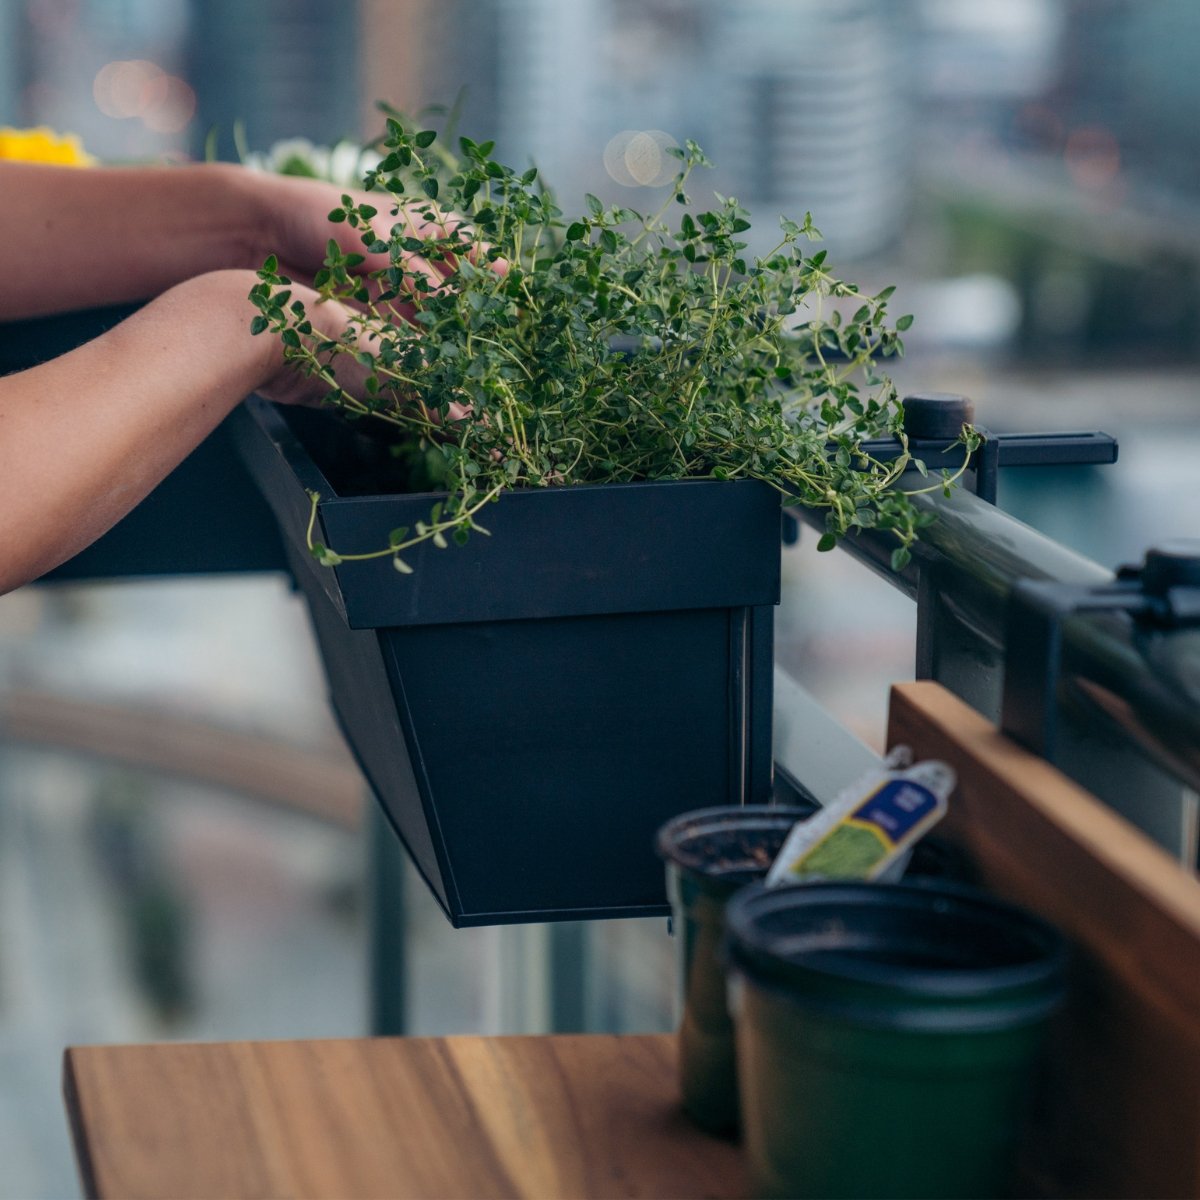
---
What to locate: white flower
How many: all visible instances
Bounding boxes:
[242,136,382,188]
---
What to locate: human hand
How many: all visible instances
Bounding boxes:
[221,267,465,417]
[240,167,500,319]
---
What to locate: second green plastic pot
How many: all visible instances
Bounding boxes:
[655,804,815,1134]
[726,880,1067,1199]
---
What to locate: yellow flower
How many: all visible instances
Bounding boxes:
[0,126,95,167]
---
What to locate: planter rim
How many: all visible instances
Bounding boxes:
[244,394,784,504]
[656,805,816,892]
[233,398,782,629]
[726,879,1068,1005]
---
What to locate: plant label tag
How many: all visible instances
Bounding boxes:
[766,756,955,886]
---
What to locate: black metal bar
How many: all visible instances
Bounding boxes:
[858,430,1119,471]
[548,924,591,1032]
[747,604,775,804]
[994,431,1120,468]
[1001,543,1200,760]
[973,429,1002,506]
[367,799,408,1036]
[794,484,1200,805]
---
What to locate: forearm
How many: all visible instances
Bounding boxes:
[0,271,279,593]
[0,162,267,320]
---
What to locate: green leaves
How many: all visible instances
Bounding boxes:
[251,116,928,575]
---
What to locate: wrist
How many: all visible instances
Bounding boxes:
[188,163,277,272]
[151,270,283,395]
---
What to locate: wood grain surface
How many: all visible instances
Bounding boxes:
[64,1033,746,1200]
[888,681,1200,1199]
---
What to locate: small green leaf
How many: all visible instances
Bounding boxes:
[891,546,912,572]
[327,208,346,223]
[817,533,837,552]
[249,316,268,335]
[422,177,439,199]
[392,556,414,574]
[896,314,914,331]
[414,129,437,147]
[310,543,342,567]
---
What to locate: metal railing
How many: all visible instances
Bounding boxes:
[787,480,1200,865]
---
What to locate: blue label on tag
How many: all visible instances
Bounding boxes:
[851,779,940,848]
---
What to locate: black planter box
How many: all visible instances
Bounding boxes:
[233,398,781,926]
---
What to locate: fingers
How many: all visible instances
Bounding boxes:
[258,286,371,408]
[347,187,509,282]
[259,169,508,295]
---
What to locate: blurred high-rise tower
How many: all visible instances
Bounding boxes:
[709,0,912,258]
[188,0,361,158]
[407,0,913,259]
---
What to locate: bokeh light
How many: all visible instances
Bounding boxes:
[603,129,678,188]
[93,60,195,133]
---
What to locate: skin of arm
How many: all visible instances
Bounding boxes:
[0,160,469,320]
[0,269,361,594]
[0,161,475,595]
[0,161,270,320]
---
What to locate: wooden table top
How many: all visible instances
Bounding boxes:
[64,1032,746,1200]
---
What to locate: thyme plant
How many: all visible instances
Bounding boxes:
[250,119,978,574]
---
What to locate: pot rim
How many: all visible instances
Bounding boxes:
[725,879,1068,1003]
[655,804,816,881]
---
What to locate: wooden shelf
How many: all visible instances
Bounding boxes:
[64,1033,745,1200]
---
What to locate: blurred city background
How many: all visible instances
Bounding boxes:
[2,1,1199,1194]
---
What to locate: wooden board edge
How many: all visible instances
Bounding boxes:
[62,1048,101,1200]
[888,681,1200,934]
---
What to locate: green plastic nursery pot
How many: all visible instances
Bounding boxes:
[655,805,815,1135]
[725,881,1067,1200]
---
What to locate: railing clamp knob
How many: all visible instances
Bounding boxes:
[1001,540,1200,759]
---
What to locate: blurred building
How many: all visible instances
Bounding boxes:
[0,2,21,120]
[188,0,360,159]
[1052,0,1200,204]
[710,0,912,259]
[369,0,914,259]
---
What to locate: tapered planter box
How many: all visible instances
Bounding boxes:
[232,398,781,926]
